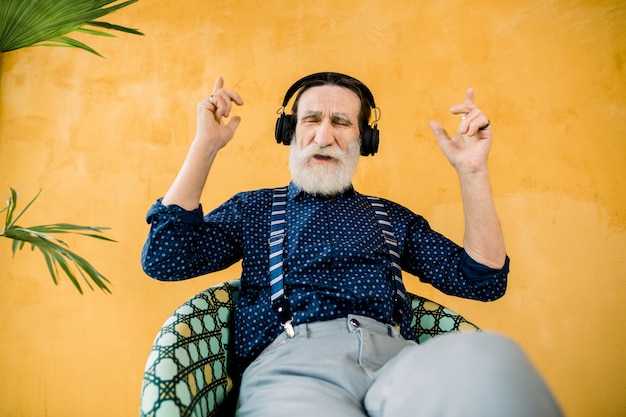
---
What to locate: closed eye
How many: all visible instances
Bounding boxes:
[302,116,321,124]
[332,115,352,127]
[301,112,322,124]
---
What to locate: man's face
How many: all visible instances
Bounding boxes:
[289,85,361,195]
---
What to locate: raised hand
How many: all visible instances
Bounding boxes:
[195,76,244,150]
[429,88,492,175]
[161,77,244,210]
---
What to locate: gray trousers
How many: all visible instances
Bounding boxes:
[236,315,563,417]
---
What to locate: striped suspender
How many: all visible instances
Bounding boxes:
[269,188,407,337]
[367,196,408,325]
[268,187,294,337]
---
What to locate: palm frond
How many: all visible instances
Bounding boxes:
[39,35,104,57]
[0,0,143,56]
[27,224,116,241]
[1,188,115,294]
[4,188,41,230]
[87,20,142,35]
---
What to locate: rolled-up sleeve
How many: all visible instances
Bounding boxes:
[396,204,509,302]
[141,198,243,281]
[458,251,509,300]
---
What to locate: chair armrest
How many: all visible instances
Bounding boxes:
[408,293,480,344]
[140,280,240,417]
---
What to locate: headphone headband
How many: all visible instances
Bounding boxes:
[274,72,380,156]
[279,72,377,110]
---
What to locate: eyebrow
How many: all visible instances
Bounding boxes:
[301,110,353,123]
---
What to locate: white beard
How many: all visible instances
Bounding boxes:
[289,139,360,196]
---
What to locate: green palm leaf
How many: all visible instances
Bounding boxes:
[1,188,115,294]
[0,0,143,56]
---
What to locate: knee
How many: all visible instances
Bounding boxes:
[425,332,534,380]
[376,332,563,417]
[445,331,527,366]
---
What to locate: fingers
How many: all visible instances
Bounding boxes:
[450,88,476,118]
[450,88,475,115]
[457,109,490,135]
[209,90,243,119]
[464,88,475,106]
[212,76,224,93]
[208,76,244,119]
[450,88,490,135]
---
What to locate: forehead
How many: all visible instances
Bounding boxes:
[296,85,361,117]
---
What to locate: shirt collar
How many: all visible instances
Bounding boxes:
[288,181,356,201]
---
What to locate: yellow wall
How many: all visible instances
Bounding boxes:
[1,1,624,415]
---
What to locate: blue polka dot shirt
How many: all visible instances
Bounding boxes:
[142,182,509,371]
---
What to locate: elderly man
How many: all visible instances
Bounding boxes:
[142,72,562,416]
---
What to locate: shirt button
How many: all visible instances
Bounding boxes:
[350,318,360,328]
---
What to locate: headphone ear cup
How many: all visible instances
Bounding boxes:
[360,125,380,156]
[275,114,296,145]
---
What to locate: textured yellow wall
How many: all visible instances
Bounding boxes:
[1,1,624,416]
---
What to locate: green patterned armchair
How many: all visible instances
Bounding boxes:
[139,279,479,417]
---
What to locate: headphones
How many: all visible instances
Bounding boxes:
[274,72,380,156]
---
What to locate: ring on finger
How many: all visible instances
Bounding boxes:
[209,95,215,104]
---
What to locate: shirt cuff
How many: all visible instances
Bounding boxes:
[145,199,204,225]
[460,251,510,285]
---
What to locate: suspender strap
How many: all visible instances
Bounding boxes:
[268,188,408,335]
[366,196,408,325]
[268,187,294,336]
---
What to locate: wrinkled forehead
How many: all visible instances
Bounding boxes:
[296,85,361,118]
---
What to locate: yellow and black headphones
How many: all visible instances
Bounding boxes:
[274,72,380,156]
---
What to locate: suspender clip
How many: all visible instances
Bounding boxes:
[268,233,284,246]
[281,317,295,338]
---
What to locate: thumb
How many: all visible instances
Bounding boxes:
[429,120,450,144]
[226,115,242,133]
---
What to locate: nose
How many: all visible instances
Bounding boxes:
[313,120,336,148]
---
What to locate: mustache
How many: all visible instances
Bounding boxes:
[298,144,346,160]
